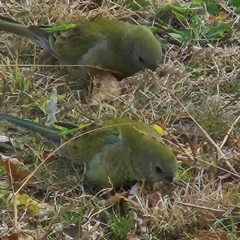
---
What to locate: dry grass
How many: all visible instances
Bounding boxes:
[0,0,240,239]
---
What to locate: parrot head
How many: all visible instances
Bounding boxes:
[127,26,162,73]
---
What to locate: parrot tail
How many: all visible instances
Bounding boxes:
[0,16,37,40]
[0,113,62,146]
[0,16,53,56]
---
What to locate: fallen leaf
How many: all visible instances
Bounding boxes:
[0,154,29,182]
[91,73,123,101]
[104,191,140,208]
[16,193,39,214]
[152,124,168,136]
[42,149,58,164]
[7,233,18,240]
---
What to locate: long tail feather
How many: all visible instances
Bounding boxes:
[0,113,62,146]
[0,16,35,40]
[0,16,52,55]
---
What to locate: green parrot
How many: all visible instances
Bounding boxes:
[0,16,162,88]
[0,113,177,188]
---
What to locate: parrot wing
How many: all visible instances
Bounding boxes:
[30,23,106,64]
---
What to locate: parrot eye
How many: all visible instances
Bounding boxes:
[155,166,162,174]
[139,56,145,63]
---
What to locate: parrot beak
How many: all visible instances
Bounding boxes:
[163,175,174,182]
